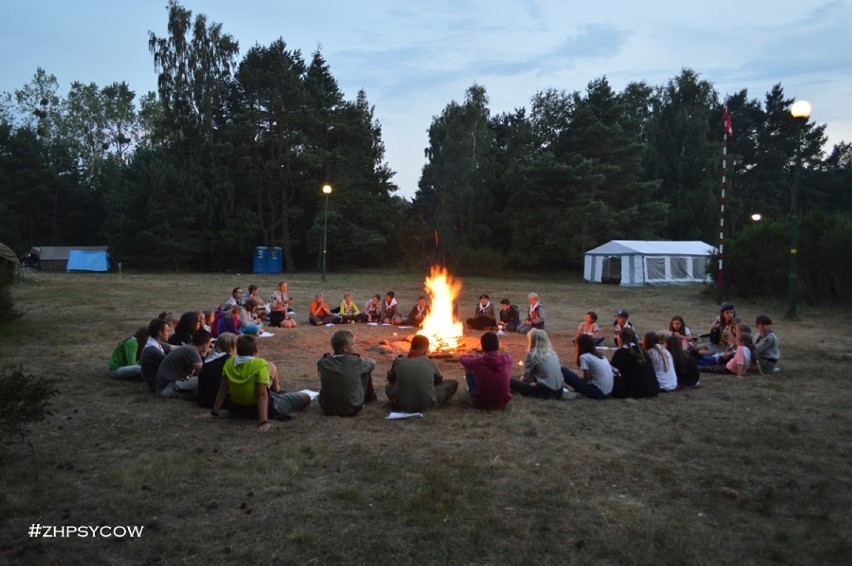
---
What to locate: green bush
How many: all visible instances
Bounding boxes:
[0,367,58,441]
[725,211,852,306]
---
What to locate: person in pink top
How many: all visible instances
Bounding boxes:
[726,332,755,376]
[459,332,513,410]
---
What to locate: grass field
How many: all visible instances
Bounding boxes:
[1,270,850,565]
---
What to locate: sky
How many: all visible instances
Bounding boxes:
[2,0,851,199]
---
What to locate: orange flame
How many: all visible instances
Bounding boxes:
[417,266,464,351]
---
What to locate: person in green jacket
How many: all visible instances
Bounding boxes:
[108,326,148,380]
[385,335,458,412]
[318,330,377,416]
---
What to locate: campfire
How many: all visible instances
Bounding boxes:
[417,266,464,352]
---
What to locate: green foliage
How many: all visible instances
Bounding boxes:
[0,366,57,440]
[725,212,852,306]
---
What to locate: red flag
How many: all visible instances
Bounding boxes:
[722,106,734,137]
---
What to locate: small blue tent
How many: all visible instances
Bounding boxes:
[66,249,110,272]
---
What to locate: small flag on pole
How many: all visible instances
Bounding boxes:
[722,106,734,137]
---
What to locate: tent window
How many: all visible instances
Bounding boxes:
[671,257,688,279]
[646,256,666,280]
[692,257,707,279]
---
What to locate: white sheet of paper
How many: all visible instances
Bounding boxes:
[366,322,378,326]
[259,331,275,338]
[386,412,424,420]
[298,389,319,400]
[398,325,413,329]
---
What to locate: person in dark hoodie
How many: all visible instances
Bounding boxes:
[459,332,512,410]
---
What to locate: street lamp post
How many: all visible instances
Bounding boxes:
[786,100,811,320]
[321,184,332,282]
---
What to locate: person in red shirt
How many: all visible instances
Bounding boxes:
[459,332,513,410]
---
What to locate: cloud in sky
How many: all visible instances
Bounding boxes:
[2,0,850,198]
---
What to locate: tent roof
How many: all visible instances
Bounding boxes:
[585,240,715,256]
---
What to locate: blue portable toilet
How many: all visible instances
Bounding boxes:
[253,246,268,274]
[268,246,283,273]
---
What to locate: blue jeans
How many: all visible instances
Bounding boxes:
[561,367,609,400]
[159,377,199,400]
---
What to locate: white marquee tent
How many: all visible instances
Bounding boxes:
[584,240,715,287]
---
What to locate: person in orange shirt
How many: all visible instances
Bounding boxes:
[309,292,338,325]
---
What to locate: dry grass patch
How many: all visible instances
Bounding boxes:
[0,270,850,565]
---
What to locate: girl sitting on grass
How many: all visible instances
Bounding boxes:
[643,332,678,392]
[509,329,564,399]
[609,328,659,399]
[726,333,755,377]
[561,334,612,399]
[669,315,693,350]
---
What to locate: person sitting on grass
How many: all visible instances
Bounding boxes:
[211,334,311,432]
[380,291,403,325]
[196,332,237,409]
[517,293,545,334]
[609,328,659,399]
[156,329,212,400]
[216,304,242,336]
[269,281,297,328]
[459,331,512,410]
[509,329,564,399]
[317,329,378,417]
[337,292,361,324]
[466,294,497,331]
[611,309,634,346]
[754,315,781,374]
[362,294,382,323]
[726,332,755,377]
[385,335,458,412]
[669,315,693,351]
[108,326,148,380]
[168,311,201,346]
[696,303,736,355]
[402,296,430,328]
[643,332,678,392]
[498,298,520,332]
[561,334,612,399]
[664,335,700,389]
[574,311,605,345]
[140,318,173,393]
[309,292,338,325]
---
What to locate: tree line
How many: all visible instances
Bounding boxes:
[1,1,850,303]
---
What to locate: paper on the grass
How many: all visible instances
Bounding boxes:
[382,323,393,326]
[386,412,423,420]
[398,325,412,329]
[259,331,275,338]
[298,389,319,400]
[366,322,378,326]
[325,323,335,327]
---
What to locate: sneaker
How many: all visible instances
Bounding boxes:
[562,388,580,400]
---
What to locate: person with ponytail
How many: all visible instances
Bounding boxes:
[609,328,659,399]
[643,332,678,392]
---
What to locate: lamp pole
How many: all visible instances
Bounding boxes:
[786,100,811,320]
[321,184,332,282]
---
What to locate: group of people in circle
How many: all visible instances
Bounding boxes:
[107,281,781,431]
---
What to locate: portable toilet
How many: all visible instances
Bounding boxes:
[268,246,283,274]
[253,246,268,274]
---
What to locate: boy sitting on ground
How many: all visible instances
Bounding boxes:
[211,335,311,432]
[385,335,458,412]
[317,330,378,416]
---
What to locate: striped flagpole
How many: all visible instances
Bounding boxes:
[717,106,733,305]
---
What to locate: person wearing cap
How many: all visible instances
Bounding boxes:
[498,299,520,333]
[698,304,736,355]
[518,293,545,335]
[466,294,497,331]
[611,310,634,346]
